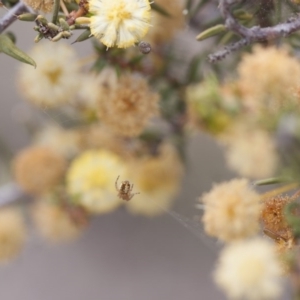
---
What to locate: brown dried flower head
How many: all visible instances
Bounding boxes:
[13,146,66,195]
[261,195,294,246]
[97,73,159,137]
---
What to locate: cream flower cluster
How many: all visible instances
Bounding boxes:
[237,46,300,114]
[201,179,261,242]
[18,43,80,108]
[222,128,279,179]
[215,238,283,300]
[89,0,151,48]
[97,72,159,137]
[200,179,285,299]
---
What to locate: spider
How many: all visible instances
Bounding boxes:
[115,175,140,201]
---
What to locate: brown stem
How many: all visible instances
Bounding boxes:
[67,6,87,25]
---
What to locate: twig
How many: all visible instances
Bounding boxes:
[60,0,69,17]
[0,1,32,34]
[209,0,300,62]
[208,38,249,62]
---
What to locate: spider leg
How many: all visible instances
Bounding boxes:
[125,191,140,201]
[130,184,134,192]
[128,194,134,201]
[115,175,120,191]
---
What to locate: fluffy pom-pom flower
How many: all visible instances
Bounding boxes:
[66,150,126,214]
[89,0,151,48]
[18,43,80,108]
[13,146,66,195]
[201,179,261,242]
[215,238,283,300]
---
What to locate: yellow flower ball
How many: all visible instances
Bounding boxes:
[67,150,126,214]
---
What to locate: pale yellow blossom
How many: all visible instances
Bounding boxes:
[237,46,300,114]
[89,0,151,48]
[18,43,80,108]
[201,179,261,241]
[222,128,278,179]
[215,238,283,300]
[66,150,125,214]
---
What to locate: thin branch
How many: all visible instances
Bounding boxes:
[209,0,300,62]
[208,38,249,62]
[0,1,32,34]
[60,0,69,17]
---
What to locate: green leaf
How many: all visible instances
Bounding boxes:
[0,34,36,67]
[284,202,300,238]
[253,177,292,186]
[151,2,171,17]
[114,64,121,77]
[196,24,226,41]
[232,9,253,21]
[17,13,38,21]
[72,29,92,44]
[91,58,106,73]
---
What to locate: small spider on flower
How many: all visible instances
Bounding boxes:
[115,175,140,201]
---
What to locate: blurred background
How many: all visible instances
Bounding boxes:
[0,15,234,300]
